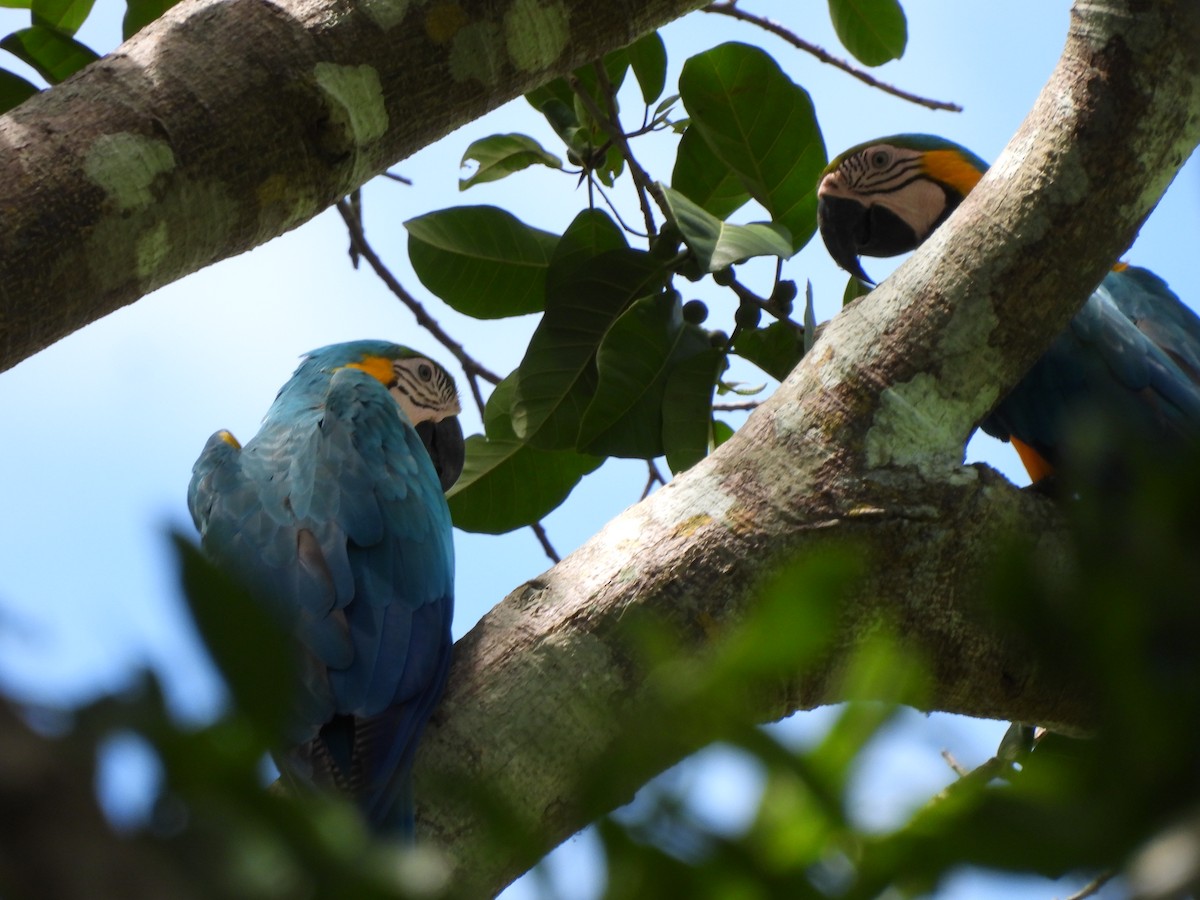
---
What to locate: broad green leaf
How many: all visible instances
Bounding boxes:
[447,434,601,533]
[713,419,735,447]
[627,31,667,105]
[671,125,752,220]
[577,293,701,457]
[0,0,32,7]
[172,535,293,741]
[0,25,97,83]
[547,208,628,295]
[843,273,872,305]
[459,133,562,190]
[663,346,724,473]
[123,0,179,39]
[732,320,805,382]
[406,206,557,318]
[679,43,827,252]
[828,0,907,66]
[32,0,94,34]
[483,370,520,440]
[660,185,793,273]
[513,248,667,449]
[0,68,38,113]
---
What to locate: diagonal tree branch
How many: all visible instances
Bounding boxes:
[414,1,1200,894]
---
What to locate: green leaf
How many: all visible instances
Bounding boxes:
[172,535,294,741]
[447,434,601,533]
[671,126,752,220]
[513,248,667,449]
[802,279,817,355]
[842,273,872,305]
[679,42,827,253]
[627,31,667,105]
[0,25,97,84]
[0,0,32,7]
[459,133,562,190]
[827,0,907,66]
[0,68,38,113]
[32,0,94,34]
[577,294,707,458]
[660,184,793,273]
[405,206,557,318]
[713,419,735,447]
[123,0,179,39]
[548,209,628,295]
[663,347,724,474]
[483,370,520,440]
[732,320,805,382]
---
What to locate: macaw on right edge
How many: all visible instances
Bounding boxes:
[816,133,1200,484]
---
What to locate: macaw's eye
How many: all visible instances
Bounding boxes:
[869,149,891,169]
[417,363,433,381]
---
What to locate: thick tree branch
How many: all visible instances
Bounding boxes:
[414,1,1200,895]
[0,0,707,372]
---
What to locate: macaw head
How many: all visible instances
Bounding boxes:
[311,341,466,491]
[817,134,988,283]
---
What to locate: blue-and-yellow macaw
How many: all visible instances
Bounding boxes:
[817,134,1200,482]
[187,340,464,835]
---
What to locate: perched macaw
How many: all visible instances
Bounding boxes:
[187,340,464,836]
[817,134,1200,482]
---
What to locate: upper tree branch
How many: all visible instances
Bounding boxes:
[0,0,709,373]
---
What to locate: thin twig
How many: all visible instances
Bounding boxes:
[530,521,560,563]
[713,400,761,412]
[1062,871,1115,900]
[568,70,664,238]
[703,3,963,113]
[335,199,502,415]
[642,460,667,499]
[940,749,970,778]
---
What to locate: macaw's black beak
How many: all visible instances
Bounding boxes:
[817,194,920,285]
[415,417,465,492]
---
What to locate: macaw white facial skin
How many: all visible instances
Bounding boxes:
[818,144,950,248]
[389,357,461,426]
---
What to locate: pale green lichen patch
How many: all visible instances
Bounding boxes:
[84,133,175,212]
[360,0,417,32]
[504,0,568,72]
[135,222,170,279]
[866,373,995,470]
[449,20,503,84]
[314,62,388,148]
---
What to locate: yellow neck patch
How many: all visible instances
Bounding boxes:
[923,149,984,197]
[345,355,395,386]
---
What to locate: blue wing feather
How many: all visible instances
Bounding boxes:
[981,266,1200,465]
[187,350,454,834]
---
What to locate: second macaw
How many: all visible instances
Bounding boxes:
[817,134,1200,482]
[188,340,464,836]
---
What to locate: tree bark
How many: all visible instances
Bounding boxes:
[0,0,707,372]
[414,1,1200,895]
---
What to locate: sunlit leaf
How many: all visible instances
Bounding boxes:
[0,68,38,113]
[459,133,562,190]
[660,184,792,273]
[0,25,97,84]
[679,42,826,252]
[406,205,557,318]
[843,273,872,305]
[31,0,94,35]
[828,0,907,66]
[123,0,179,39]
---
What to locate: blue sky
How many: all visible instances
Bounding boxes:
[0,3,1193,897]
